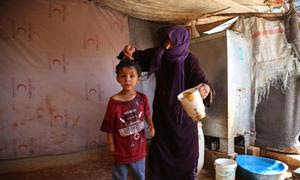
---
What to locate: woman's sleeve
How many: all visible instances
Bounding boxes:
[187,53,215,107]
[117,48,157,72]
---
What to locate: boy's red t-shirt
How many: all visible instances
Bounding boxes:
[100,91,150,164]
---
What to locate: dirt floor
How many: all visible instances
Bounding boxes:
[0,161,214,180]
[0,148,214,180]
[0,147,294,180]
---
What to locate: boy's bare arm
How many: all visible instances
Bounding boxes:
[106,133,114,155]
[145,116,155,138]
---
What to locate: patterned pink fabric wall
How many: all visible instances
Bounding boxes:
[0,0,129,160]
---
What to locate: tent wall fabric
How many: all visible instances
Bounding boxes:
[0,0,129,160]
[284,12,300,59]
[255,12,300,153]
[232,16,299,108]
[255,76,300,154]
[232,16,300,153]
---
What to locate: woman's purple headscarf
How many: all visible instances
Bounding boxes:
[148,25,191,125]
[148,25,190,76]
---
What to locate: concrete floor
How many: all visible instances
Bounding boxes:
[0,147,214,180]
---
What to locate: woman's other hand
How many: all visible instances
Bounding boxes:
[123,45,135,60]
[198,83,210,99]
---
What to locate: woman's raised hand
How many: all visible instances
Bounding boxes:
[123,45,135,60]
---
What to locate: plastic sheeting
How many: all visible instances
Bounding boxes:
[96,0,255,23]
[232,16,300,153]
[0,0,129,159]
[255,13,300,154]
[255,76,300,154]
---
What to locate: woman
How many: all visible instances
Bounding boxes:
[120,25,214,180]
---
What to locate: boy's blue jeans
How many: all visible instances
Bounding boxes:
[112,158,145,180]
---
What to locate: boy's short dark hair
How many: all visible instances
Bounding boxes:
[115,60,141,77]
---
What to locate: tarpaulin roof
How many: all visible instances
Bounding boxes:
[95,0,286,24]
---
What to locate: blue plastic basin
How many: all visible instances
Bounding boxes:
[236,155,288,180]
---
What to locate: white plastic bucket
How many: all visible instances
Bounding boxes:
[214,158,237,180]
[177,84,205,121]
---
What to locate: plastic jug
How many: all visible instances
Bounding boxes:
[177,84,205,121]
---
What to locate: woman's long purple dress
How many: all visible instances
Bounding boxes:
[121,26,213,180]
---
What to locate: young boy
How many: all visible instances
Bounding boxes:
[101,60,155,180]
